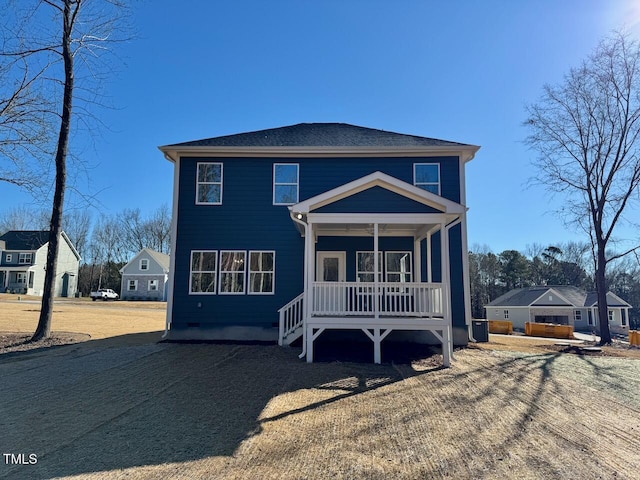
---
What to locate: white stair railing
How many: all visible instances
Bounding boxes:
[278,292,305,345]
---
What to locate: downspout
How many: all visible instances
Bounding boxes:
[289,209,309,359]
[444,215,476,342]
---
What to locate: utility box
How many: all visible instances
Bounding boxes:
[472,320,489,343]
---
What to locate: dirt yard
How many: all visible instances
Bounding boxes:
[1,299,640,479]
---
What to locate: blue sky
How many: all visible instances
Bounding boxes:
[2,0,639,254]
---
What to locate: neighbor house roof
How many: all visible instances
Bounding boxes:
[0,231,51,250]
[159,123,480,162]
[120,248,170,274]
[486,286,632,308]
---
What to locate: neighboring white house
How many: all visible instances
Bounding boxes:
[119,248,170,301]
[0,230,80,297]
[484,285,632,334]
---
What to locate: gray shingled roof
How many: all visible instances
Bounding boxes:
[0,231,50,250]
[486,286,632,308]
[164,123,473,148]
[146,248,170,271]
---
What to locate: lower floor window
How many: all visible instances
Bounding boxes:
[249,251,275,294]
[190,251,218,294]
[16,272,26,284]
[608,310,614,323]
[128,280,138,291]
[148,279,158,291]
[28,272,34,288]
[219,251,246,294]
[504,310,509,319]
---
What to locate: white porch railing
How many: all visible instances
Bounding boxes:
[278,292,305,345]
[312,282,444,317]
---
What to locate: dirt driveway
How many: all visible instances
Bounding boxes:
[1,336,639,479]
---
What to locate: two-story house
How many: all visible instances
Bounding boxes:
[119,248,170,301]
[0,230,80,297]
[159,123,479,364]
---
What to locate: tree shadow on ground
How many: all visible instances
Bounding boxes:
[0,333,629,479]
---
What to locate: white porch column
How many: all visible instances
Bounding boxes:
[373,223,379,319]
[305,221,315,319]
[426,233,432,283]
[441,223,451,322]
[414,237,421,283]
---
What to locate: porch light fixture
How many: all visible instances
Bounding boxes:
[296,213,303,220]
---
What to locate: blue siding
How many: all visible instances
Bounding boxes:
[171,155,464,336]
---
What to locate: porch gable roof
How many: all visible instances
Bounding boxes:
[289,171,466,215]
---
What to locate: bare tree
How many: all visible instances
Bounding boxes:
[119,204,171,256]
[525,32,640,344]
[0,0,129,341]
[0,206,50,234]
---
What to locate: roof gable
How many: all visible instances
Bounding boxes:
[120,248,170,274]
[290,171,465,214]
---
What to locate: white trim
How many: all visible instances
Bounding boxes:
[195,162,223,205]
[189,250,218,295]
[127,279,138,291]
[218,250,247,295]
[307,212,457,225]
[159,145,480,163]
[273,163,299,205]
[290,171,466,215]
[18,252,32,264]
[139,258,149,271]
[316,251,346,282]
[413,163,441,195]
[248,250,276,295]
[148,279,159,291]
[384,251,413,282]
[5,254,12,263]
[356,251,383,282]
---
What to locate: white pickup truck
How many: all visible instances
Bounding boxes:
[90,288,119,301]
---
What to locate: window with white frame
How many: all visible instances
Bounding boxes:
[385,252,412,282]
[140,259,149,271]
[128,279,138,291]
[16,272,26,284]
[248,251,275,294]
[622,309,627,326]
[588,310,595,326]
[608,309,614,323]
[5,254,12,262]
[19,253,32,264]
[574,310,582,322]
[190,251,218,294]
[504,310,509,319]
[148,279,158,291]
[273,163,299,205]
[28,272,34,288]
[196,162,223,205]
[356,252,383,282]
[414,163,440,195]
[219,251,246,294]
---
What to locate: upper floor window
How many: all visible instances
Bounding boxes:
[414,163,440,195]
[5,254,12,263]
[196,162,223,205]
[273,163,299,205]
[140,259,149,271]
[19,253,32,264]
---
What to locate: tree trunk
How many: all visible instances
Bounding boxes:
[595,245,611,345]
[31,1,74,342]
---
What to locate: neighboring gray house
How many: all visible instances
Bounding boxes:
[484,285,632,334]
[119,248,170,301]
[0,230,80,297]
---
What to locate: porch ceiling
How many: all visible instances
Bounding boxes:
[313,222,440,237]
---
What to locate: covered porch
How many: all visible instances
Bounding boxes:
[0,268,32,294]
[278,172,467,366]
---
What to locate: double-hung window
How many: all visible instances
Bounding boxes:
[414,163,440,195]
[128,280,138,291]
[19,253,32,264]
[248,251,275,294]
[385,252,413,283]
[148,279,158,291]
[190,251,218,294]
[5,254,12,263]
[16,272,26,284]
[574,310,582,322]
[196,162,223,205]
[356,252,383,283]
[140,259,149,271]
[608,309,614,323]
[273,164,299,205]
[219,251,246,294]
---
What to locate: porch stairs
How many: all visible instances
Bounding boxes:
[278,293,305,345]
